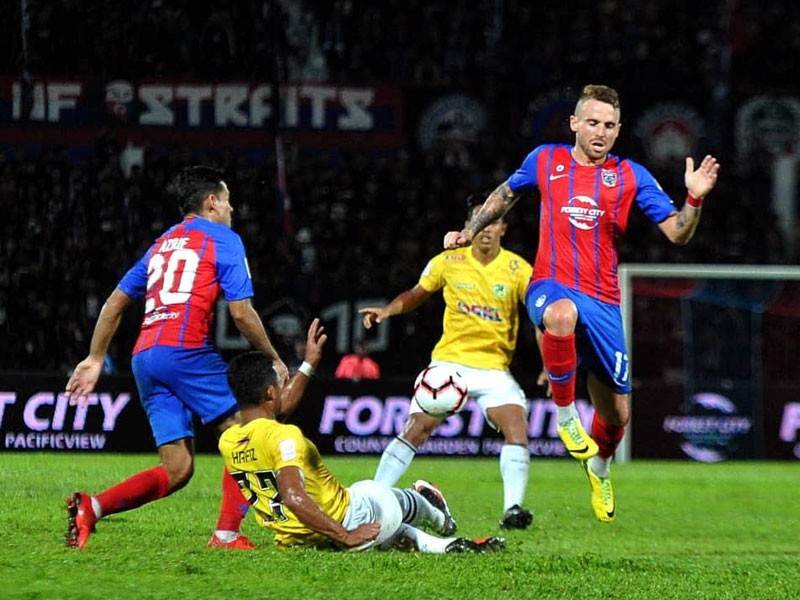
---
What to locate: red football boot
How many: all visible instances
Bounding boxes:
[65,492,97,550]
[207,534,257,550]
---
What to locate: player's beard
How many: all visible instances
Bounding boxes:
[581,137,608,162]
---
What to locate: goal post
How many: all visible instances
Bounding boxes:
[616,263,800,463]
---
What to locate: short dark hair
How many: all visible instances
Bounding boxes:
[466,190,506,222]
[575,84,621,115]
[227,351,278,408]
[167,166,225,216]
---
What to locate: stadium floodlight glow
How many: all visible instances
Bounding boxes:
[617,263,800,463]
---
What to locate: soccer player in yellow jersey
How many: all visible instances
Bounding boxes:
[360,198,535,529]
[219,319,504,553]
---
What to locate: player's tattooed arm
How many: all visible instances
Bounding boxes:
[464,182,519,238]
[444,181,519,249]
[658,202,702,245]
[677,204,701,241]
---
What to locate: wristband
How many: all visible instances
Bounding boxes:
[686,193,703,208]
[298,361,315,377]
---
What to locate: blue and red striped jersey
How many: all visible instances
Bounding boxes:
[117,216,253,354]
[507,144,676,304]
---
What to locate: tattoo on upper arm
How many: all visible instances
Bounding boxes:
[496,181,518,206]
[466,182,519,235]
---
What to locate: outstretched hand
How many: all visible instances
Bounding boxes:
[443,229,473,250]
[359,306,389,329]
[684,155,720,200]
[304,318,328,366]
[65,357,103,407]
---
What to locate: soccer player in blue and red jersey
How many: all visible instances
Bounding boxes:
[64,166,288,549]
[445,85,720,523]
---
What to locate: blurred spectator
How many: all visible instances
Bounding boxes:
[334,343,381,381]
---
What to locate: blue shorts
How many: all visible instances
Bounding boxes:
[525,279,631,394]
[131,346,238,447]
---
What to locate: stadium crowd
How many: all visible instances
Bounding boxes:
[4,0,797,94]
[1,0,797,375]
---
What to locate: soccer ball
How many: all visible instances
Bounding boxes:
[413,365,469,417]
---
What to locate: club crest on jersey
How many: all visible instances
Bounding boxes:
[493,284,507,298]
[601,169,617,188]
[560,195,606,231]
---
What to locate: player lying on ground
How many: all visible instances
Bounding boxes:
[220,319,504,553]
[360,197,535,530]
[444,84,720,523]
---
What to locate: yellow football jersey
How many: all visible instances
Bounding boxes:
[418,246,532,370]
[219,418,350,548]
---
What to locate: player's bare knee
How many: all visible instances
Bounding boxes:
[543,300,577,335]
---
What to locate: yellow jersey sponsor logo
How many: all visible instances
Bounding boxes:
[457,301,502,322]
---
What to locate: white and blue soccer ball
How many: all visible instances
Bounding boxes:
[413,365,469,417]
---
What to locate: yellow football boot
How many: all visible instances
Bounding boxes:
[582,461,615,523]
[556,414,599,460]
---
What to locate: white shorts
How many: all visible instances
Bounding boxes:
[408,360,528,428]
[341,480,402,551]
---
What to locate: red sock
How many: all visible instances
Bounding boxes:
[96,465,171,516]
[592,413,625,458]
[542,331,577,407]
[215,468,249,532]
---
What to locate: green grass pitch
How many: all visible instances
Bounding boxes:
[1,453,798,599]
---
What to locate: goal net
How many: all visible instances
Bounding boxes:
[617,264,800,463]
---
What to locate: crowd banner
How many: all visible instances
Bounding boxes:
[0,77,403,147]
[0,374,148,452]
[2,373,797,460]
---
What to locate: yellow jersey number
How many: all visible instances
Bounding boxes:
[231,469,288,522]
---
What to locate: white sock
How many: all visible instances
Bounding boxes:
[396,524,453,554]
[213,530,239,543]
[557,404,579,425]
[392,488,445,531]
[587,455,611,478]
[91,496,103,519]
[375,437,417,486]
[500,444,530,510]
